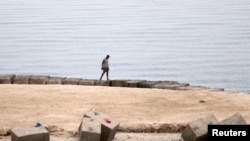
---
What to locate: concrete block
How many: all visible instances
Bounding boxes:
[13,75,31,84]
[62,78,82,85]
[181,114,218,141]
[11,127,49,141]
[79,79,96,86]
[110,80,128,87]
[29,75,50,84]
[95,80,111,86]
[219,113,247,125]
[79,117,101,141]
[84,109,120,141]
[137,81,162,88]
[47,77,65,84]
[126,80,146,88]
[152,81,190,90]
[0,74,15,84]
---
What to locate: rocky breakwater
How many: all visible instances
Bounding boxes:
[0,74,224,91]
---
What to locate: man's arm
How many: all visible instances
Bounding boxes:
[101,59,105,67]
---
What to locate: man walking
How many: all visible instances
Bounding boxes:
[99,55,110,80]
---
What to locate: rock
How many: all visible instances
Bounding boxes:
[0,74,15,84]
[13,75,31,84]
[47,77,66,84]
[11,127,49,141]
[185,86,224,92]
[137,81,162,88]
[79,79,97,86]
[152,81,189,90]
[29,75,50,84]
[111,80,128,87]
[95,80,111,86]
[62,78,82,85]
[181,114,218,141]
[84,108,120,141]
[0,129,10,136]
[79,117,101,141]
[126,80,146,88]
[199,100,206,103]
[219,113,247,125]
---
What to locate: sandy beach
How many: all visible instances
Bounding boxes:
[0,84,249,141]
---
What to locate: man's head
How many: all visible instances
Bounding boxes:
[106,55,110,59]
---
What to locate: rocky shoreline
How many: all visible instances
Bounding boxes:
[0,74,224,92]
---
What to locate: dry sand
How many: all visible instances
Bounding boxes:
[0,84,250,141]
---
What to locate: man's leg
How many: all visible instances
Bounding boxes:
[106,71,109,80]
[99,71,105,80]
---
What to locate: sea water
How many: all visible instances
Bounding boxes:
[0,0,250,93]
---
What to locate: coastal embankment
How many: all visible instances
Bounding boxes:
[0,74,225,91]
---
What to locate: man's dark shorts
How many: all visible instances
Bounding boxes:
[102,67,109,72]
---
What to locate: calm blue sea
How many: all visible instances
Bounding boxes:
[0,0,250,93]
